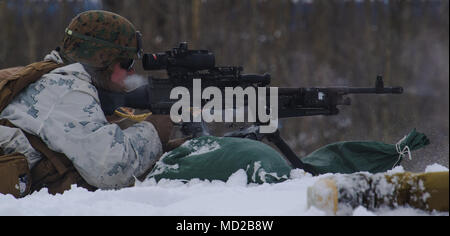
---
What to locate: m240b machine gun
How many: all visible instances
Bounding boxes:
[97,42,403,175]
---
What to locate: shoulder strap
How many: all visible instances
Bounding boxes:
[0,61,63,112]
[0,66,24,89]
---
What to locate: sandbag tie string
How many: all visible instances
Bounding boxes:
[393,135,412,168]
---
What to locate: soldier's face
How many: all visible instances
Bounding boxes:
[110,62,135,90]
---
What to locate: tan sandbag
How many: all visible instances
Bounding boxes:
[307,171,449,215]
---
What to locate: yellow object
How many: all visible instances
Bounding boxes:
[113,107,152,122]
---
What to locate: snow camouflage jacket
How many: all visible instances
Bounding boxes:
[0,51,163,190]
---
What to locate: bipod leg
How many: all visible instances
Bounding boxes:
[266,130,318,175]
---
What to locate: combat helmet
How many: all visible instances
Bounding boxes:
[61,10,143,68]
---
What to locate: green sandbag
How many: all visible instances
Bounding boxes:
[147,136,292,183]
[302,129,430,175]
[147,129,429,183]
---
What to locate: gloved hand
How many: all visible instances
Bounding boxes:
[144,115,174,151]
[136,135,192,182]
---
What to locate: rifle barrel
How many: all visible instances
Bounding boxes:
[345,87,404,94]
[239,73,271,86]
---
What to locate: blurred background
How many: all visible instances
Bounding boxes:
[1,0,448,171]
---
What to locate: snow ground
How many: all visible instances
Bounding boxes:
[0,164,448,216]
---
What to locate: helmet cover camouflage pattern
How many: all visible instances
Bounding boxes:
[61,10,142,68]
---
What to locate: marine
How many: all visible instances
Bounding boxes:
[0,10,185,197]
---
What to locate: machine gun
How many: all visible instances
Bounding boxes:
[97,42,403,175]
[99,42,271,116]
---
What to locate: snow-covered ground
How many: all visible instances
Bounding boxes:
[0,164,448,216]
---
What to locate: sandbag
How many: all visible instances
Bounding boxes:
[302,129,430,175]
[147,136,292,183]
[147,129,430,183]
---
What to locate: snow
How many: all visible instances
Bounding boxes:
[0,164,448,216]
[425,163,449,173]
[352,206,377,216]
[183,139,221,156]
